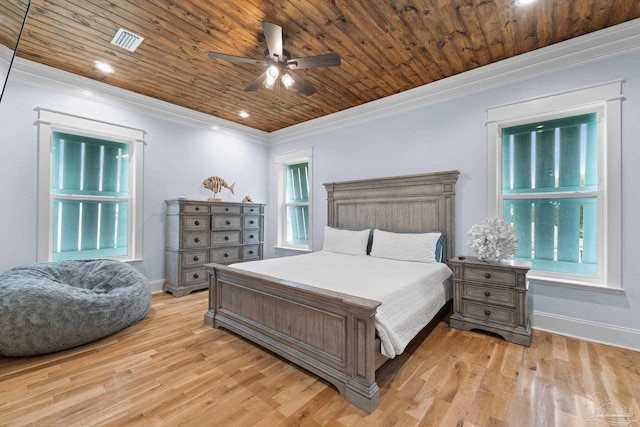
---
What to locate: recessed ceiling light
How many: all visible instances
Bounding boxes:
[239,110,250,119]
[94,60,114,73]
[515,0,536,5]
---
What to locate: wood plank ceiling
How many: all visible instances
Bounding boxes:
[7,0,640,133]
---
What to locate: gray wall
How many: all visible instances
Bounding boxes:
[266,50,640,332]
[0,80,269,282]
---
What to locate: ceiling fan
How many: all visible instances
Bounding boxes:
[207,21,341,96]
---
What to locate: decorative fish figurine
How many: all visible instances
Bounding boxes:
[202,176,235,196]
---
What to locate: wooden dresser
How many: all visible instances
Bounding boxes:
[448,256,532,346]
[164,200,264,297]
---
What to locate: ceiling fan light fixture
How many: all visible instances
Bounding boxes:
[264,65,280,89]
[515,0,536,5]
[281,73,295,89]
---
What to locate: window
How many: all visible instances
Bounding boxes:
[275,149,312,251]
[37,109,145,262]
[486,81,621,289]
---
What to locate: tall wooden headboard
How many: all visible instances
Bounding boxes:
[323,170,460,262]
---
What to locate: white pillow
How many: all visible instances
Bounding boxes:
[323,226,370,256]
[370,229,442,263]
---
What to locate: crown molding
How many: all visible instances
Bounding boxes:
[8,18,640,145]
[10,57,270,144]
[269,18,640,144]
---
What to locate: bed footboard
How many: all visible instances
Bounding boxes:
[204,263,382,414]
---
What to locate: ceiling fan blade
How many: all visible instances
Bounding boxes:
[243,71,267,91]
[208,51,266,66]
[288,71,317,96]
[287,52,341,69]
[262,21,283,61]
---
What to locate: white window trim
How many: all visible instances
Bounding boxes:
[36,108,145,263]
[486,80,622,290]
[274,148,313,252]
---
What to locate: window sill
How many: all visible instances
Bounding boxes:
[274,245,312,254]
[527,273,625,294]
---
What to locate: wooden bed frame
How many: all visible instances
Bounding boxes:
[204,170,459,413]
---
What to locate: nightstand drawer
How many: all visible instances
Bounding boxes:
[461,300,516,326]
[464,267,515,286]
[211,247,241,263]
[462,283,516,307]
[182,250,208,267]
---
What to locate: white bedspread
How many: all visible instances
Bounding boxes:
[230,251,452,358]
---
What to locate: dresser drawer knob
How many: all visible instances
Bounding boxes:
[484,272,491,279]
[194,237,200,243]
[226,220,231,225]
[249,234,255,239]
[193,256,199,262]
[193,273,199,279]
[224,253,229,258]
[249,220,255,224]
[250,208,254,212]
[224,236,230,241]
[194,220,200,226]
[225,208,229,212]
[195,207,200,211]
[249,250,254,255]
[484,310,491,316]
[484,291,491,297]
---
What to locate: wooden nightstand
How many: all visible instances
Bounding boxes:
[448,256,532,346]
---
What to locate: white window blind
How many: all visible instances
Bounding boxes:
[37,108,145,262]
[486,81,622,290]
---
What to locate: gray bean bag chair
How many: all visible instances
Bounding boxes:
[0,259,151,357]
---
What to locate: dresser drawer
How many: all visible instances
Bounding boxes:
[211,247,241,263]
[463,267,515,286]
[461,300,516,326]
[242,245,261,260]
[243,215,261,228]
[182,250,208,267]
[243,230,261,244]
[183,231,210,248]
[211,231,241,246]
[182,267,207,285]
[242,205,262,215]
[212,205,241,215]
[212,215,241,229]
[461,283,516,307]
[182,203,209,214]
[182,215,210,231]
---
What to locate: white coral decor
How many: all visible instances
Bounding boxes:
[467,217,519,262]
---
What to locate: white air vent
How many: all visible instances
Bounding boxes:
[111,28,144,52]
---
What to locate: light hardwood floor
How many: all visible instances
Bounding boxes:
[1,291,638,426]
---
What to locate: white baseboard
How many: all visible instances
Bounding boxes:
[532,311,640,352]
[149,279,164,294]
